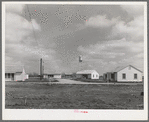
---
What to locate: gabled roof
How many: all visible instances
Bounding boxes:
[76,70,98,74]
[113,65,143,73]
[5,66,23,73]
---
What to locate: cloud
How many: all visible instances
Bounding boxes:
[77,37,143,73]
[118,52,144,71]
[85,15,119,28]
[31,19,41,30]
[120,5,144,17]
[5,4,145,74]
[5,4,60,73]
[78,38,143,57]
[5,4,25,14]
[5,40,63,73]
[110,15,144,40]
[6,12,41,42]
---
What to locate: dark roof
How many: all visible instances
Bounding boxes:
[15,72,22,75]
[5,66,23,73]
[113,65,143,73]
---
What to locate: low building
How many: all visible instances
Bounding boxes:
[44,73,62,79]
[5,66,28,81]
[99,76,104,80]
[64,73,73,79]
[103,65,143,82]
[76,70,99,79]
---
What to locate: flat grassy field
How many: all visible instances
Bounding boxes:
[5,81,143,109]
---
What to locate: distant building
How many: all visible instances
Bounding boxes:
[64,73,73,79]
[5,66,28,81]
[103,65,143,82]
[76,70,99,79]
[44,73,62,79]
[99,76,104,80]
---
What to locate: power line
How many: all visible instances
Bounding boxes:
[26,4,39,47]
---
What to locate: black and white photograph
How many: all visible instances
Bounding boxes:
[2,1,147,120]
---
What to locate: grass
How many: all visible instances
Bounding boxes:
[24,77,59,82]
[5,81,143,109]
[74,78,106,83]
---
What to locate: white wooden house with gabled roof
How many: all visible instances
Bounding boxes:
[103,65,143,82]
[5,66,28,81]
[76,70,99,79]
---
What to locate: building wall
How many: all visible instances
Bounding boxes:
[76,74,82,79]
[107,73,111,81]
[103,73,107,80]
[53,75,61,79]
[14,73,28,81]
[114,72,117,81]
[76,72,99,79]
[14,74,22,81]
[26,75,29,79]
[46,74,61,79]
[44,75,48,79]
[91,72,99,79]
[5,73,14,81]
[5,78,11,81]
[88,74,91,79]
[117,66,142,82]
[65,75,73,79]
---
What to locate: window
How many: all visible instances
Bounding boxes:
[122,73,126,79]
[5,73,7,78]
[134,74,137,79]
[93,74,94,78]
[8,73,10,78]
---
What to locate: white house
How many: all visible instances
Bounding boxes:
[76,70,99,79]
[5,66,28,81]
[103,65,143,82]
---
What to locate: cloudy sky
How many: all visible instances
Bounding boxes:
[5,3,145,74]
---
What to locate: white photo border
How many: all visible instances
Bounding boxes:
[2,1,148,120]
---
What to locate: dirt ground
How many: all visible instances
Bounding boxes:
[5,81,143,109]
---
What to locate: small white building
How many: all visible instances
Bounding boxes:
[76,70,99,79]
[5,66,28,81]
[103,65,143,82]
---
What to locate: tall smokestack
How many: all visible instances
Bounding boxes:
[42,61,44,75]
[40,58,42,76]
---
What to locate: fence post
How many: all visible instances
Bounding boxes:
[24,96,27,105]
